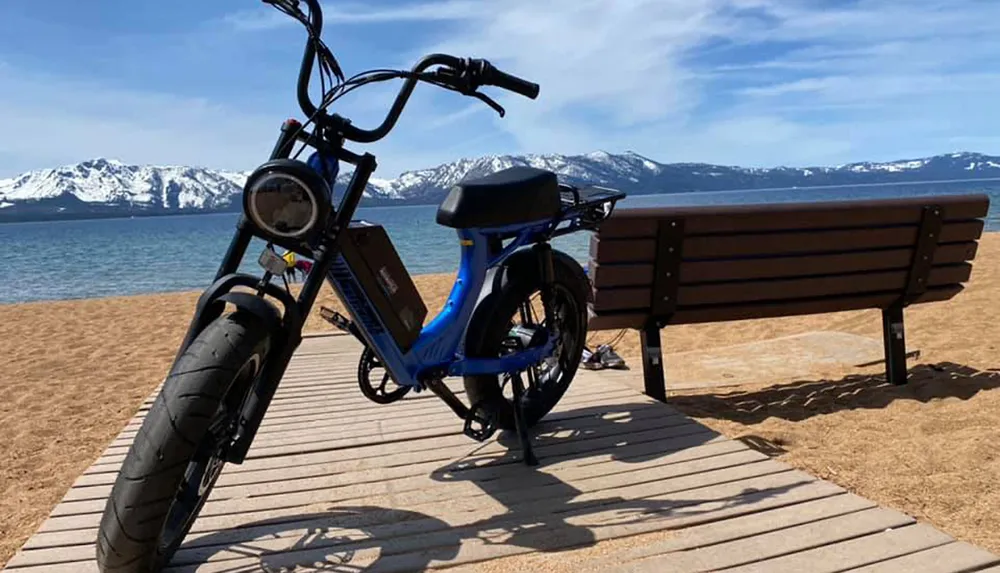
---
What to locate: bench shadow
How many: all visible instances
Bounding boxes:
[175,402,811,572]
[667,362,1000,425]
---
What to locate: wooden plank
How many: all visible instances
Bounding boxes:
[89,413,710,491]
[51,422,720,517]
[95,388,653,469]
[118,382,639,435]
[845,541,1000,572]
[715,523,955,573]
[677,242,979,283]
[121,380,634,431]
[596,194,990,238]
[683,221,983,258]
[121,381,627,433]
[591,264,972,312]
[599,493,875,564]
[36,437,742,550]
[63,426,750,503]
[56,410,705,514]
[588,262,656,288]
[17,442,761,562]
[21,456,795,568]
[2,562,97,572]
[118,396,667,452]
[620,507,915,572]
[588,284,963,330]
[49,422,724,531]
[128,399,674,458]
[26,451,779,566]
[590,235,657,263]
[592,221,983,265]
[589,242,978,290]
[159,471,842,573]
[670,284,963,324]
[192,457,786,529]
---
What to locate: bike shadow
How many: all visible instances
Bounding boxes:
[174,402,808,572]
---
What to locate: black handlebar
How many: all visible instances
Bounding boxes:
[480,63,540,100]
[289,0,539,144]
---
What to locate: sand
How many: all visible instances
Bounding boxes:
[0,234,998,566]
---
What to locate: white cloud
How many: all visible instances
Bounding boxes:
[225,1,480,31]
[0,65,279,177]
[7,0,1000,178]
[387,0,1000,166]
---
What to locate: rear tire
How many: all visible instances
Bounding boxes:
[95,311,271,573]
[463,250,589,430]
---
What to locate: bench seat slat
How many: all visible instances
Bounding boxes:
[590,221,983,263]
[591,264,972,312]
[588,284,964,330]
[596,194,990,238]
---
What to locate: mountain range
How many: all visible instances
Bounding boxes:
[2,151,1000,222]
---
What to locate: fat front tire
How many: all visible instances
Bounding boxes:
[95,311,271,573]
[463,251,589,430]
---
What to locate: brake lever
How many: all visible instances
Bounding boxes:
[472,91,506,117]
[423,68,505,117]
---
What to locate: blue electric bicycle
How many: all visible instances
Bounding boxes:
[96,1,625,570]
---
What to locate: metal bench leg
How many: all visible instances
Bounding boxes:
[640,323,667,402]
[882,302,908,385]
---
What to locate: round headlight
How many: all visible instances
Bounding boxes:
[243,159,332,242]
[247,173,318,238]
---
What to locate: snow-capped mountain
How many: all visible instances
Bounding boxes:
[0,158,250,220]
[361,150,665,204]
[3,151,1000,222]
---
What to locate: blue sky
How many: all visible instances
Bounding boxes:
[2,0,1000,178]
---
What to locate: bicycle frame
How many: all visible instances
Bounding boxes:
[331,217,558,383]
[170,120,621,464]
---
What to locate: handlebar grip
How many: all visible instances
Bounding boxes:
[483,64,540,99]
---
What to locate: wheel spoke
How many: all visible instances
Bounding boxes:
[378,372,390,394]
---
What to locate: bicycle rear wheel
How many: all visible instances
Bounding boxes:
[463,252,589,430]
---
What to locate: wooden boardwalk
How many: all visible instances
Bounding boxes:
[5,333,999,572]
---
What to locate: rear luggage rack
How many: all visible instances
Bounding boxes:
[557,183,627,231]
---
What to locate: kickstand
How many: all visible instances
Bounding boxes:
[509,372,538,467]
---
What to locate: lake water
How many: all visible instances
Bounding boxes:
[2,179,999,305]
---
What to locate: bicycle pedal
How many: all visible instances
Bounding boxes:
[319,306,353,333]
[463,402,498,442]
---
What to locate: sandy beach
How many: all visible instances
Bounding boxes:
[1,233,998,566]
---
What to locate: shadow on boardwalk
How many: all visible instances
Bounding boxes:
[667,362,1000,425]
[173,403,811,572]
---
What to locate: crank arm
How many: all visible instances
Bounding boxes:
[424,379,470,420]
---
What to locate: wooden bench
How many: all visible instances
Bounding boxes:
[586,193,991,401]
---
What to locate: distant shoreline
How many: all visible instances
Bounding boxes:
[4,176,1000,225]
[0,198,431,225]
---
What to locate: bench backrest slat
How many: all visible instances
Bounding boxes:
[593,263,972,312]
[596,194,989,238]
[591,221,983,263]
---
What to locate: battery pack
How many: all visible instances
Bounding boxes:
[338,221,428,352]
